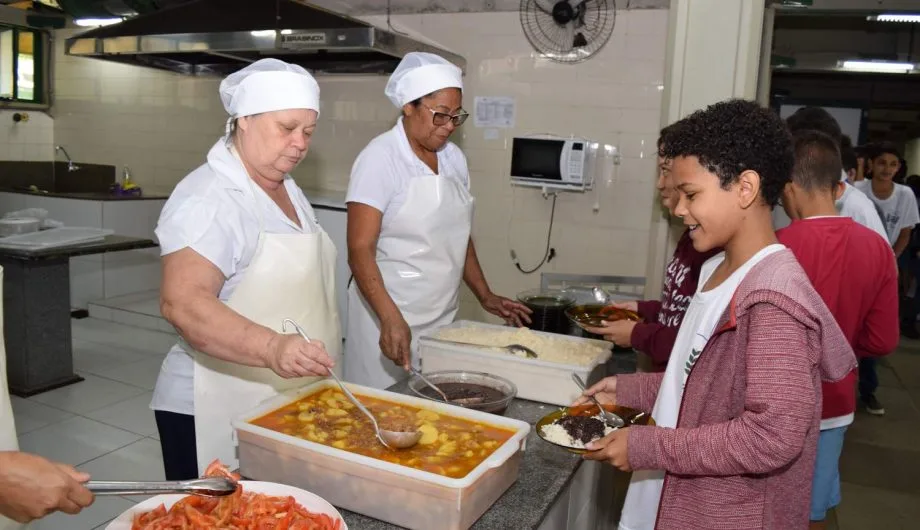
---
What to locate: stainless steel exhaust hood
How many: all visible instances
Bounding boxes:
[64,0,466,76]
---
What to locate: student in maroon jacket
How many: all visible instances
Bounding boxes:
[586,138,718,371]
[776,130,898,529]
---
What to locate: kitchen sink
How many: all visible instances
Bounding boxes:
[0,161,117,195]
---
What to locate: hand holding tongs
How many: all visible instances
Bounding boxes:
[86,477,237,497]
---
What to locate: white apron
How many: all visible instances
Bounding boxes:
[192,188,342,475]
[0,269,27,530]
[344,171,473,388]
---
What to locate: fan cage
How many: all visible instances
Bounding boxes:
[520,0,616,64]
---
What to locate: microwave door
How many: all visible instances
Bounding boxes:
[511,138,565,182]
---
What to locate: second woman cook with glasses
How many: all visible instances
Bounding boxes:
[343,52,531,389]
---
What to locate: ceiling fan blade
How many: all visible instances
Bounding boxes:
[562,21,575,53]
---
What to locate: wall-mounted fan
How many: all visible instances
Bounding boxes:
[520,0,616,64]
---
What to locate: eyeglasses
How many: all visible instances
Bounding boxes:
[421,104,469,127]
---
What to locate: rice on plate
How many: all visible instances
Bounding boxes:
[540,413,616,449]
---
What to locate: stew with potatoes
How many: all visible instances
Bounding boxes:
[250,388,515,478]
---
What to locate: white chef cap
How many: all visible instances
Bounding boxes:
[219,58,320,135]
[384,52,463,109]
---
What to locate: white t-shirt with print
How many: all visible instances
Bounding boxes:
[853,180,920,245]
[618,244,785,530]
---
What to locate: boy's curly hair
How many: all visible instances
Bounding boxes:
[658,99,794,207]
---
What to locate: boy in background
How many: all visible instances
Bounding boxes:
[586,129,718,371]
[772,108,886,241]
[577,99,856,530]
[854,144,918,258]
[854,144,919,412]
[777,130,899,529]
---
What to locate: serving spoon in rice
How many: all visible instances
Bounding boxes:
[428,337,538,359]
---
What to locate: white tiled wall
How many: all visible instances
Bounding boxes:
[50,9,668,321]
[0,110,54,161]
[101,201,165,299]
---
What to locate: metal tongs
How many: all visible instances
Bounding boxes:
[86,477,237,497]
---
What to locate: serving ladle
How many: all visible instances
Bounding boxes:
[409,367,486,406]
[282,319,421,450]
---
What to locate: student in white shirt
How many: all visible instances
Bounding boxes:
[853,144,919,256]
[836,136,886,240]
[852,143,918,415]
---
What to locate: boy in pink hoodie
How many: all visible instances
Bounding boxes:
[576,100,857,530]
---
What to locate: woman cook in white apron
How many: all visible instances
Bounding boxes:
[344,52,531,389]
[150,59,340,480]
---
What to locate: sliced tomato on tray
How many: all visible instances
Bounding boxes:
[130,460,342,530]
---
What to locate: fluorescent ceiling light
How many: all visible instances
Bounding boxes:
[73,18,123,27]
[870,14,920,23]
[840,60,916,73]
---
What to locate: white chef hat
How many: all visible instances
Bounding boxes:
[219,58,320,135]
[384,52,463,109]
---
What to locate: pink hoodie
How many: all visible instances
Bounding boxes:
[617,249,857,530]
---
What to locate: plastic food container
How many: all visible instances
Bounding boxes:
[0,217,40,237]
[233,379,530,530]
[0,227,113,249]
[407,370,517,415]
[418,320,612,406]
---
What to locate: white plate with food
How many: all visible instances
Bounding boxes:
[105,479,347,530]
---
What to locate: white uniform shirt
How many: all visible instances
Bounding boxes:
[619,244,785,530]
[345,117,470,225]
[853,180,920,245]
[150,140,321,416]
[837,182,888,242]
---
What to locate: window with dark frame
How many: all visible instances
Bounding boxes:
[0,24,45,105]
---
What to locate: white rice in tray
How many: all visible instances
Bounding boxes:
[435,327,607,366]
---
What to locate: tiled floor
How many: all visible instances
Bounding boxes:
[12,318,174,530]
[831,343,920,530]
[11,316,920,529]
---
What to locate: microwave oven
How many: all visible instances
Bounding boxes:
[510,136,592,191]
